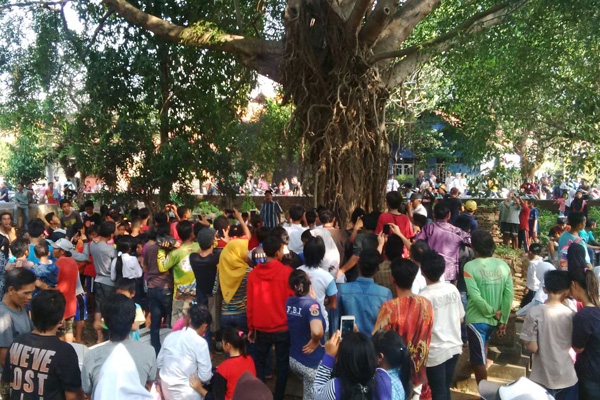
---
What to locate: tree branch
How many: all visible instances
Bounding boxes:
[371,0,441,55]
[345,0,373,39]
[0,0,64,11]
[384,0,530,88]
[102,0,284,81]
[83,9,114,59]
[371,1,524,63]
[358,0,399,47]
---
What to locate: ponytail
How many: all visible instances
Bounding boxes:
[114,238,131,282]
[222,327,248,356]
[115,252,124,281]
[585,269,600,308]
[570,267,600,308]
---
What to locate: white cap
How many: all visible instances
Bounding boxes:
[479,378,555,400]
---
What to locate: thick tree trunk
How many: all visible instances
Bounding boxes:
[282,0,389,224]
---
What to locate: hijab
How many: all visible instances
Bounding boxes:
[218,239,250,303]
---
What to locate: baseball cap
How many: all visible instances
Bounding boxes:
[479,378,555,400]
[47,238,75,253]
[196,228,216,249]
[464,200,477,212]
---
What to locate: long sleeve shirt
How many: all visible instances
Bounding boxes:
[312,354,392,400]
[464,257,514,326]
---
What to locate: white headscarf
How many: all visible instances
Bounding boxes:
[93,343,154,400]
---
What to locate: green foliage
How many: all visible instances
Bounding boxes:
[192,201,221,216]
[395,174,414,184]
[240,99,298,176]
[494,244,523,259]
[240,196,257,213]
[428,0,600,173]
[5,128,48,185]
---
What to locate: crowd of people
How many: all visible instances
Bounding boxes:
[388,170,600,202]
[0,184,598,400]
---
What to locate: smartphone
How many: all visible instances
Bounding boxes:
[225,209,234,218]
[340,315,355,338]
[382,224,390,235]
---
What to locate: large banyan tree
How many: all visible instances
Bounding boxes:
[103,0,528,219]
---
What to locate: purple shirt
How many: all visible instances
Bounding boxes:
[416,221,470,281]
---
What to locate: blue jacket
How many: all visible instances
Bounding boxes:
[338,277,393,336]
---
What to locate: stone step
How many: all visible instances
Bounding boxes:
[454,375,512,399]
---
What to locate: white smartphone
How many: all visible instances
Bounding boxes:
[340,315,355,338]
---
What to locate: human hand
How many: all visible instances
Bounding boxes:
[494,309,502,321]
[248,330,256,343]
[189,373,207,395]
[336,269,345,279]
[354,217,363,231]
[496,324,507,338]
[325,330,341,357]
[302,338,321,354]
[233,208,242,221]
[388,223,403,237]
[377,232,386,247]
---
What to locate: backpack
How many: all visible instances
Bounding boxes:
[559,237,583,270]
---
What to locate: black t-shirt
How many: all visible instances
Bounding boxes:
[190,253,220,296]
[421,191,436,219]
[1,333,81,399]
[443,196,463,224]
[82,213,102,228]
[573,306,600,380]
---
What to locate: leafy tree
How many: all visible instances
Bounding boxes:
[433,0,600,180]
[2,0,598,222]
[91,0,533,221]
[4,128,48,185]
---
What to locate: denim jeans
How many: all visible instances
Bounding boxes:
[16,206,29,230]
[545,383,578,400]
[147,287,173,355]
[255,330,290,400]
[579,378,600,400]
[426,354,459,400]
[460,291,468,343]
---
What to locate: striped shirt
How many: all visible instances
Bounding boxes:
[217,267,252,316]
[260,200,283,228]
[313,353,392,400]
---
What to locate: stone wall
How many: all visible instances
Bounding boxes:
[0,203,60,229]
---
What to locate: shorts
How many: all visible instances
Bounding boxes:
[501,222,519,236]
[85,276,95,293]
[94,282,114,314]
[467,323,496,366]
[74,293,88,322]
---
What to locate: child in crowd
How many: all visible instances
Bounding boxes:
[53,238,79,343]
[114,278,146,341]
[199,327,257,400]
[372,329,410,400]
[520,270,577,400]
[5,238,34,271]
[420,250,465,400]
[60,199,82,229]
[32,242,59,289]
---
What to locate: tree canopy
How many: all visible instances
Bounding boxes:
[0,0,598,218]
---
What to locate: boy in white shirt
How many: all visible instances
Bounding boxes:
[520,270,577,399]
[419,249,465,400]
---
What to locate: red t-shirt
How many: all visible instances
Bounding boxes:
[216,355,256,400]
[375,212,414,258]
[56,256,79,319]
[519,203,530,230]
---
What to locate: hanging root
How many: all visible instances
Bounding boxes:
[282,0,389,222]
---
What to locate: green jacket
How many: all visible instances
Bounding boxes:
[464,257,513,326]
